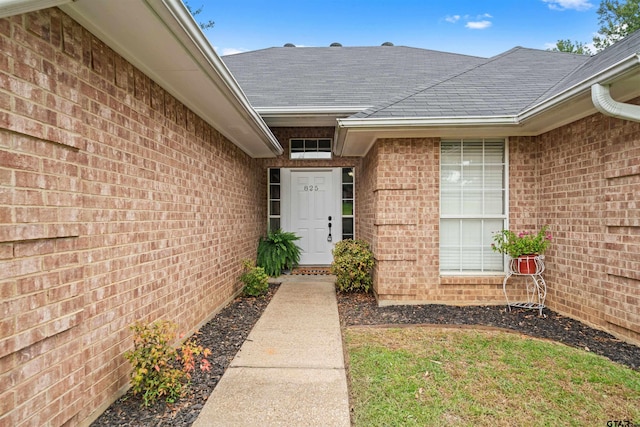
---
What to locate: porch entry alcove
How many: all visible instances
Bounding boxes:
[268,167,355,265]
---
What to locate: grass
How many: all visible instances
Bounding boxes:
[345,327,640,427]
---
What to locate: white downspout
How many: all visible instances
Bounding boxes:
[591,83,640,123]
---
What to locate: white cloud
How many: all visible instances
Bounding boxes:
[466,20,492,30]
[445,12,493,29]
[542,0,594,11]
[445,15,461,23]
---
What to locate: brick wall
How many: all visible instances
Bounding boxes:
[536,104,640,345]
[360,123,639,345]
[360,138,511,305]
[1,9,265,426]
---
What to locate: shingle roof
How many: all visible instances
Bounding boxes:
[222,46,485,108]
[357,48,589,118]
[223,31,640,120]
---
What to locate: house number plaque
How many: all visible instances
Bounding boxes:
[304,185,319,191]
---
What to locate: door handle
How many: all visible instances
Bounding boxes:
[327,218,332,242]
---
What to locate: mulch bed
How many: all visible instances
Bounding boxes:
[90,284,280,427]
[92,286,639,426]
[337,292,640,370]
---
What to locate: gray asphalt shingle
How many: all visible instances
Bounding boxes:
[359,47,589,118]
[222,46,485,108]
[222,31,640,119]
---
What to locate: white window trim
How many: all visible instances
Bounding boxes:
[289,138,333,160]
[439,138,510,276]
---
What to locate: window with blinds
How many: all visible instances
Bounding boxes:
[440,139,507,273]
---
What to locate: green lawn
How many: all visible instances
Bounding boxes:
[345,327,640,427]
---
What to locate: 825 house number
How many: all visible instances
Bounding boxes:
[304,185,319,191]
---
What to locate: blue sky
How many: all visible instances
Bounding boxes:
[196,0,600,58]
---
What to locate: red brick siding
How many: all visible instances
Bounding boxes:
[360,138,510,304]
[1,9,265,426]
[358,139,377,250]
[362,123,640,345]
[537,106,640,345]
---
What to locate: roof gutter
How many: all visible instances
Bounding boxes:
[158,0,283,156]
[337,115,519,128]
[520,53,640,122]
[591,82,640,122]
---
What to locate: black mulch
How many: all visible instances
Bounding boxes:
[90,284,279,427]
[337,292,640,371]
[91,285,639,427]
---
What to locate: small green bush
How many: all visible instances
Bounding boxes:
[257,229,302,276]
[124,320,211,406]
[331,239,375,293]
[240,259,269,297]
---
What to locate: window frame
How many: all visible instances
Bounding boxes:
[439,138,509,275]
[267,168,281,231]
[289,138,332,160]
[341,167,355,240]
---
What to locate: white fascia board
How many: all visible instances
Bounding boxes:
[61,0,283,157]
[153,0,283,156]
[0,0,72,18]
[337,115,519,129]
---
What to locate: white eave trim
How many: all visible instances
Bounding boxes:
[519,53,640,122]
[157,0,282,156]
[59,0,282,157]
[0,0,72,18]
[337,115,519,129]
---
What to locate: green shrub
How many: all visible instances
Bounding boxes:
[240,259,269,296]
[256,229,302,276]
[124,320,211,406]
[331,239,375,293]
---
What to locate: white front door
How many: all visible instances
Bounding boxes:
[282,169,340,265]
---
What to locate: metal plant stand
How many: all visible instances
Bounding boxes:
[502,255,546,316]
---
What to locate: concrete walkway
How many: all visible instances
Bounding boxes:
[192,276,351,427]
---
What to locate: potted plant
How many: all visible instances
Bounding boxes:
[491,226,552,274]
[256,229,302,277]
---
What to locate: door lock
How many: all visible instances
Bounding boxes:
[327,216,333,242]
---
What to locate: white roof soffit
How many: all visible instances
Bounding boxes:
[336,53,640,157]
[60,0,282,158]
